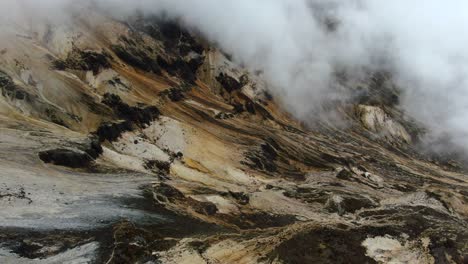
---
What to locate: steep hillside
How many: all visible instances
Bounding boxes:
[0,10,467,264]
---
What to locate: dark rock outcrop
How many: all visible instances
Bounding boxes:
[229,191,250,205]
[53,49,111,75]
[102,93,160,126]
[159,87,187,102]
[39,149,94,168]
[193,202,218,216]
[164,58,199,84]
[269,228,377,264]
[245,101,256,114]
[230,212,297,229]
[81,137,104,159]
[325,195,377,215]
[138,17,204,55]
[112,44,161,74]
[38,138,103,168]
[144,160,171,174]
[244,142,279,173]
[216,73,243,93]
[95,120,133,142]
[106,221,163,264]
[0,71,31,101]
[153,183,186,203]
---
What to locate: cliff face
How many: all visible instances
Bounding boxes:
[0,9,467,264]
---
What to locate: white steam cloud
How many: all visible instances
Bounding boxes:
[2,0,468,155]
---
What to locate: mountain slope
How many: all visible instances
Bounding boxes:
[0,10,467,264]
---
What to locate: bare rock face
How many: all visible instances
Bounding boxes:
[0,7,467,264]
[357,104,412,144]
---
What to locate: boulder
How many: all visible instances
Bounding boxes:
[325,194,377,215]
[39,149,93,168]
[357,105,411,143]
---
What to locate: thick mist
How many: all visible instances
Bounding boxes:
[2,0,468,155]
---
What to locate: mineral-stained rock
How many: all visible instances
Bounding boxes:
[357,104,412,144]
